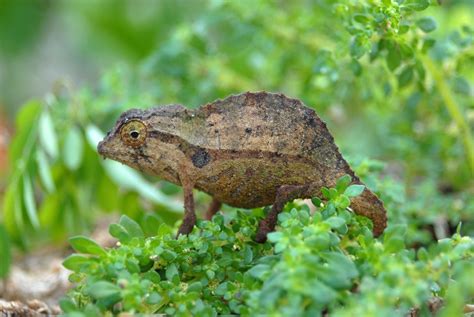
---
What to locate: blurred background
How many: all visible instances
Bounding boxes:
[0,0,473,255]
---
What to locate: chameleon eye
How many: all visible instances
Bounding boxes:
[120,120,147,147]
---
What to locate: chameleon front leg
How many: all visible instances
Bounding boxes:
[177,179,197,236]
[205,198,222,220]
[255,184,311,243]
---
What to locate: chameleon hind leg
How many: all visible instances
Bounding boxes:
[205,198,222,220]
[255,184,313,243]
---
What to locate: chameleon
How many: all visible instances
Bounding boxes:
[97,92,387,242]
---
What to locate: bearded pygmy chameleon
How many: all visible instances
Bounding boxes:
[98,92,387,242]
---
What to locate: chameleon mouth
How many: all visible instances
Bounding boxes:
[97,140,109,158]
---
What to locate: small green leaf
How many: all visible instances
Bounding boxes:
[3,186,26,245]
[23,174,40,229]
[385,237,405,253]
[15,100,42,131]
[322,202,336,219]
[274,242,285,253]
[212,214,225,226]
[306,233,330,250]
[417,17,437,33]
[39,111,58,159]
[119,215,144,238]
[312,212,323,224]
[166,263,179,282]
[452,77,470,95]
[336,175,352,193]
[243,245,253,264]
[0,224,12,278]
[87,281,121,300]
[62,254,91,271]
[307,281,338,303]
[278,211,291,223]
[146,292,162,305]
[206,270,215,279]
[59,298,77,313]
[144,271,161,283]
[417,247,429,261]
[36,149,55,193]
[398,66,414,88]
[109,223,131,243]
[386,44,402,71]
[267,231,283,243]
[344,184,365,197]
[10,101,42,160]
[403,0,429,11]
[142,214,161,236]
[328,253,358,279]
[349,59,362,76]
[319,252,359,289]
[353,14,370,24]
[400,43,414,59]
[336,224,348,235]
[350,35,370,59]
[63,126,84,170]
[215,282,228,295]
[321,187,330,199]
[383,224,407,243]
[188,281,202,293]
[247,264,270,280]
[422,38,436,53]
[126,259,140,273]
[311,197,322,207]
[324,217,346,229]
[399,23,410,35]
[455,222,462,235]
[337,195,351,209]
[161,250,177,261]
[383,224,407,252]
[69,236,106,255]
[414,59,426,80]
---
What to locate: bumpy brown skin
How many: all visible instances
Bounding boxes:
[98,92,387,242]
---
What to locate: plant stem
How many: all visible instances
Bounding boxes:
[421,55,474,176]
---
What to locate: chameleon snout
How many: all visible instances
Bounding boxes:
[97,139,109,158]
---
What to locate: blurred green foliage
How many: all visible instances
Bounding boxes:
[0,0,473,312]
[0,0,207,115]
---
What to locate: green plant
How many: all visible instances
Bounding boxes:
[61,176,473,316]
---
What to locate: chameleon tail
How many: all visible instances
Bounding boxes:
[349,186,387,237]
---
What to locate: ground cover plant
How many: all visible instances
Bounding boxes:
[61,176,473,316]
[0,0,473,315]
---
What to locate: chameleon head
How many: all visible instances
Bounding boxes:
[97,106,187,182]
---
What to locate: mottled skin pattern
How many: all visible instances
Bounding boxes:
[98,92,387,242]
